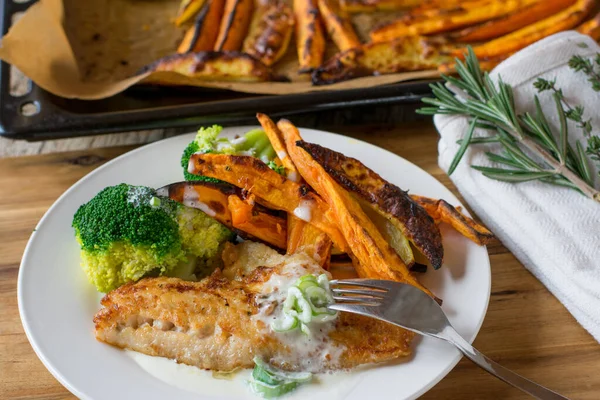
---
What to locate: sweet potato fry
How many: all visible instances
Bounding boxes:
[214,0,254,51]
[256,113,298,176]
[175,0,207,26]
[287,217,333,268]
[312,36,450,85]
[317,0,361,51]
[339,0,420,13]
[449,0,575,43]
[188,153,348,251]
[370,0,539,42]
[438,54,510,73]
[177,0,225,53]
[412,0,471,13]
[277,119,433,296]
[141,51,276,82]
[242,3,294,66]
[410,195,494,245]
[296,140,444,269]
[228,195,287,249]
[577,12,600,41]
[464,0,595,59]
[294,0,326,73]
[256,113,332,267]
[157,181,288,248]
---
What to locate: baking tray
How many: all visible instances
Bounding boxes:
[0,0,435,142]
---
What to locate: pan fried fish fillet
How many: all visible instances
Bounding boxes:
[94,242,413,372]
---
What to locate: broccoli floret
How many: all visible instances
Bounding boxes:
[72,184,234,292]
[181,125,281,182]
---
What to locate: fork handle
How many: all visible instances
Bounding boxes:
[441,327,569,400]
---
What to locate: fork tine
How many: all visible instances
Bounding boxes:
[332,288,386,299]
[330,279,392,291]
[332,295,381,305]
[328,303,378,315]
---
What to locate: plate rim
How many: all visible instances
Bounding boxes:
[17,126,491,400]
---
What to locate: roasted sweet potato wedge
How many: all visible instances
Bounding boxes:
[287,216,333,269]
[340,0,420,13]
[448,0,575,42]
[156,181,287,248]
[357,196,414,267]
[370,0,539,42]
[312,36,450,85]
[577,12,600,41]
[242,3,294,66]
[141,51,276,82]
[277,119,433,297]
[228,195,287,249]
[411,195,494,246]
[214,0,254,51]
[295,140,443,269]
[294,0,326,73]
[318,0,361,52]
[463,0,595,59]
[176,0,207,26]
[177,0,225,53]
[187,153,348,251]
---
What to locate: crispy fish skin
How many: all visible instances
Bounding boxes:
[94,243,413,372]
[140,51,275,82]
[242,3,294,66]
[296,140,444,269]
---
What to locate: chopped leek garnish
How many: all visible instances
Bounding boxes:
[249,357,312,398]
[271,274,337,335]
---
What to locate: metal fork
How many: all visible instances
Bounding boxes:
[328,279,568,400]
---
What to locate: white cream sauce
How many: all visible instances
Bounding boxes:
[253,260,343,372]
[182,185,217,217]
[287,171,300,183]
[231,137,247,146]
[277,150,289,161]
[292,200,313,222]
[127,351,364,400]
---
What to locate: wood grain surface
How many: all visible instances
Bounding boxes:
[1,121,599,399]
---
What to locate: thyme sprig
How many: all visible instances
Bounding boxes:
[418,47,600,202]
[568,54,600,92]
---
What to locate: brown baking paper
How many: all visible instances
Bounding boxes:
[0,0,440,100]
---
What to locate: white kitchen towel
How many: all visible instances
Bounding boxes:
[435,31,600,341]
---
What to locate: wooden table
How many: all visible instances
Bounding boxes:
[1,121,599,399]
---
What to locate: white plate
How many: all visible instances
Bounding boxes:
[18,127,491,400]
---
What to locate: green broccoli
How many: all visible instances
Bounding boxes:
[181,125,281,182]
[72,184,234,293]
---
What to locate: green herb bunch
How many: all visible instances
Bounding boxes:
[418,47,600,202]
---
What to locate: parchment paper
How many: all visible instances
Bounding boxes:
[0,0,440,100]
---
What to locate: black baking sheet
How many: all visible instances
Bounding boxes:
[0,0,435,141]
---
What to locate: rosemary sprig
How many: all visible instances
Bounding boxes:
[417,47,600,202]
[535,72,600,177]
